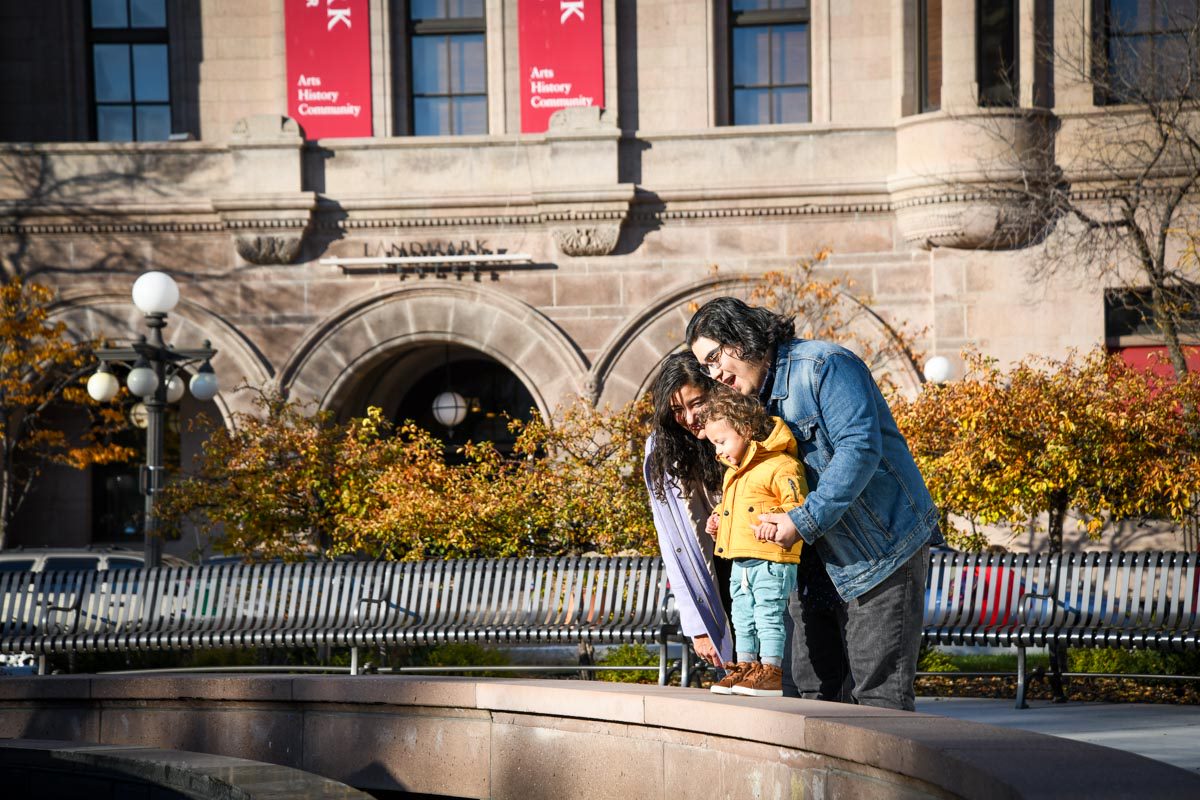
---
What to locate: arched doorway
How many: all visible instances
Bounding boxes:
[341,343,538,458]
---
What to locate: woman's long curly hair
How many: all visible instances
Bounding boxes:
[646,352,724,501]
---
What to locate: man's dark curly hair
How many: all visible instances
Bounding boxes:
[699,389,775,442]
[646,352,724,502]
[684,297,796,363]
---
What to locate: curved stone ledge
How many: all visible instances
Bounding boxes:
[0,675,1195,799]
[0,737,370,799]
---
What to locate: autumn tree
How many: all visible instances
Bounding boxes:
[736,249,927,394]
[893,348,1200,552]
[159,392,657,561]
[0,277,134,548]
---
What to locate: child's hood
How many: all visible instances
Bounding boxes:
[732,416,797,472]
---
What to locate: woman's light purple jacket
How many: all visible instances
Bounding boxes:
[642,438,733,663]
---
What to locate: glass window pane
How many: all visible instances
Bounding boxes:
[414,96,450,135]
[773,86,810,122]
[450,0,484,17]
[733,87,770,124]
[1157,0,1199,30]
[97,105,134,140]
[130,0,167,27]
[412,36,449,94]
[453,95,487,134]
[137,105,171,140]
[771,24,809,84]
[94,44,132,102]
[43,557,101,571]
[410,0,444,21]
[450,34,486,93]
[732,0,771,10]
[133,44,169,101]
[1108,0,1152,33]
[732,27,771,86]
[1109,34,1150,98]
[91,0,128,28]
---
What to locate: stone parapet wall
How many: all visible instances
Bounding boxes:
[0,675,1195,799]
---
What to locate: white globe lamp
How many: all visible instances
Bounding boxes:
[86,364,121,402]
[126,359,160,397]
[132,271,180,315]
[189,362,219,402]
[432,391,468,429]
[165,374,186,403]
[923,355,953,384]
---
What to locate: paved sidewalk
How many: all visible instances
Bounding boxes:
[916,696,1200,774]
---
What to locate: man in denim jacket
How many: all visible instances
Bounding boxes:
[686,297,943,711]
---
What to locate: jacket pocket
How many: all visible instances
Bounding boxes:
[788,416,828,472]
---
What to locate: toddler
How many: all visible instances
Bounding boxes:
[702,389,807,696]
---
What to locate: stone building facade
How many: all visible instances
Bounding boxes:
[0,1,1183,554]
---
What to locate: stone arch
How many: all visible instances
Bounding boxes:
[279,284,589,419]
[592,275,924,408]
[49,290,274,424]
[592,276,747,408]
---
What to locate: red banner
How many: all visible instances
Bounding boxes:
[518,0,604,133]
[285,0,372,140]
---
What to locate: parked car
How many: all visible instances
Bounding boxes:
[0,546,189,573]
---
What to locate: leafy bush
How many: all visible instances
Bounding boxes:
[595,643,659,683]
[1068,647,1200,676]
[918,648,961,673]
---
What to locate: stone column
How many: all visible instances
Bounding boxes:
[940,0,977,109]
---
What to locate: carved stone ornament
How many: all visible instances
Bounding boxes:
[553,224,621,257]
[895,197,1052,251]
[235,234,305,265]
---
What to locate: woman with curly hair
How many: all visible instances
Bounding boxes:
[643,352,734,669]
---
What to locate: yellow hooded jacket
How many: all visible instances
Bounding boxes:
[712,416,807,564]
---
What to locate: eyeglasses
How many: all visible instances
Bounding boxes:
[701,344,723,375]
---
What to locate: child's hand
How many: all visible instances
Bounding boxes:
[705,512,720,539]
[756,512,800,549]
[752,521,778,541]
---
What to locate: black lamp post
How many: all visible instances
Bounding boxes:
[86,271,219,568]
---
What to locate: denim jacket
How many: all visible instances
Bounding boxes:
[766,339,943,600]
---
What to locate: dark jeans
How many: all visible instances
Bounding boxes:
[783,544,928,711]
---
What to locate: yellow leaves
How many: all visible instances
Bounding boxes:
[894,347,1200,551]
[159,389,658,561]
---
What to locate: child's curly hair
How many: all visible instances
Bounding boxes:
[699,387,775,441]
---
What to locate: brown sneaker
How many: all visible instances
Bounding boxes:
[709,661,757,695]
[732,662,783,696]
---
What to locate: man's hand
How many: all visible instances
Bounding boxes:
[692,634,724,668]
[756,512,800,549]
[705,512,720,539]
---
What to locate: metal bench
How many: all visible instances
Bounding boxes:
[923,550,1200,708]
[0,556,682,683]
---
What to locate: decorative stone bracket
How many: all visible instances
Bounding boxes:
[214,194,317,266]
[552,224,623,257]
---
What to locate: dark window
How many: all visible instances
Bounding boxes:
[0,560,36,573]
[88,0,171,141]
[43,557,102,572]
[107,558,143,570]
[408,0,487,136]
[1105,287,1200,339]
[977,0,1018,106]
[919,0,943,112]
[729,0,811,125]
[395,357,536,463]
[1101,0,1200,102]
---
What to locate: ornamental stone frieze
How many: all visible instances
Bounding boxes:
[552,223,622,257]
